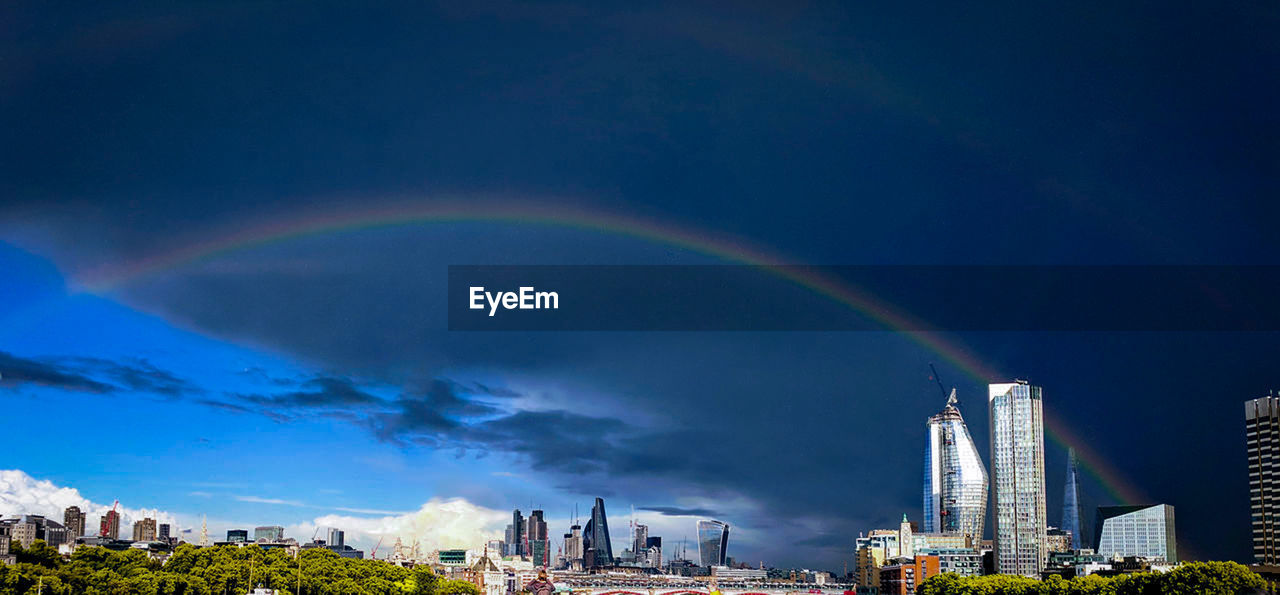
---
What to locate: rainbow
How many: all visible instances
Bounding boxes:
[76,199,1151,507]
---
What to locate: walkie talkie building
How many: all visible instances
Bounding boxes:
[923,388,988,540]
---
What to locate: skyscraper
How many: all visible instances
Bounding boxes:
[1248,397,1280,564]
[63,506,86,538]
[527,509,549,566]
[328,528,345,548]
[923,388,988,541]
[989,380,1047,577]
[99,509,120,539]
[506,509,525,557]
[696,519,729,567]
[565,523,583,564]
[1062,448,1082,550]
[582,497,613,567]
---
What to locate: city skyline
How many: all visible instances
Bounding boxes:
[2,1,1277,572]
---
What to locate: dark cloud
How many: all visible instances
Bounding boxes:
[0,351,114,393]
[236,376,382,409]
[639,506,723,518]
[0,351,198,397]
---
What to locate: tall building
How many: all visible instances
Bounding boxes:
[633,523,649,562]
[989,380,1047,577]
[582,498,613,567]
[133,518,157,542]
[923,388,988,542]
[254,526,284,542]
[564,524,583,563]
[506,509,525,557]
[696,519,729,567]
[99,509,120,539]
[527,510,549,566]
[158,523,171,542]
[1093,504,1177,562]
[328,528,345,548]
[1063,448,1083,550]
[63,506,86,538]
[1247,396,1280,564]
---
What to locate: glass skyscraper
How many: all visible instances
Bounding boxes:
[697,520,729,567]
[1093,504,1177,562]
[1062,448,1083,550]
[989,380,1047,577]
[923,388,988,540]
[582,497,613,567]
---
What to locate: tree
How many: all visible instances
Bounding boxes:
[438,578,481,595]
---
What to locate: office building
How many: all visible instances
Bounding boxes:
[99,509,120,540]
[254,526,284,542]
[527,509,549,566]
[583,498,614,567]
[63,506,86,539]
[697,519,729,567]
[506,509,525,557]
[923,389,988,541]
[1093,504,1177,562]
[227,529,249,542]
[328,528,345,548]
[632,523,649,563]
[564,524,582,563]
[879,554,939,595]
[1247,396,1280,564]
[856,529,899,559]
[989,380,1048,577]
[1063,448,1083,549]
[158,523,171,542]
[132,517,157,542]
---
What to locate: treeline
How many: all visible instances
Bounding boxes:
[0,540,486,595]
[917,561,1266,595]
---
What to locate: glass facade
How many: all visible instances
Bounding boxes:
[582,497,613,567]
[697,519,729,567]
[1062,448,1083,549]
[989,381,1047,577]
[1093,504,1177,562]
[923,391,988,541]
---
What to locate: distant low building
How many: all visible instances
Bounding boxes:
[6,515,69,547]
[227,529,249,542]
[917,547,981,577]
[711,565,767,580]
[254,526,284,542]
[1045,527,1073,554]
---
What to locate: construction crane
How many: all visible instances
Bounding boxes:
[371,536,384,560]
[99,500,119,537]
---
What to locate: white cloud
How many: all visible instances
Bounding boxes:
[0,469,178,534]
[306,498,507,552]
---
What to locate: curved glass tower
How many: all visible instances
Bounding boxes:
[696,520,729,567]
[923,388,988,540]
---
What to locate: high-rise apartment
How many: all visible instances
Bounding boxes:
[99,509,120,539]
[989,380,1047,577]
[1247,396,1280,564]
[63,506,86,538]
[923,388,988,541]
[132,518,157,542]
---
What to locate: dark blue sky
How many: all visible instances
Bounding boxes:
[0,1,1276,568]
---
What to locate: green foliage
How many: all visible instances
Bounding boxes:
[0,543,453,595]
[916,561,1267,595]
[438,578,482,595]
